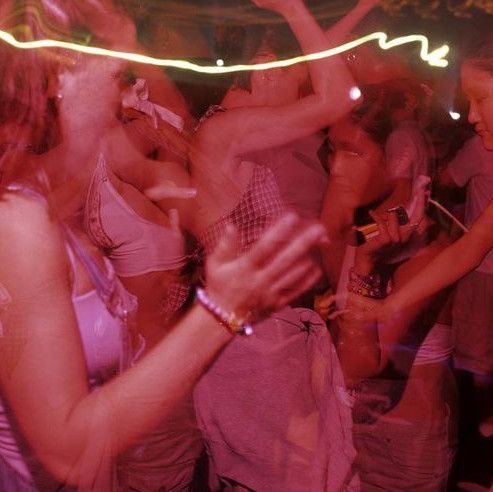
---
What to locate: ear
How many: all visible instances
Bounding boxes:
[250,70,263,91]
[251,68,278,87]
[404,92,418,112]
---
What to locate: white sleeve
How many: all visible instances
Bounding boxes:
[385,130,418,180]
[447,136,483,187]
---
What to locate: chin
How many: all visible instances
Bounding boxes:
[479,134,493,151]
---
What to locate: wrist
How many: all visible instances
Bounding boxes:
[347,267,385,299]
[195,287,254,336]
[354,1,376,15]
[281,2,307,21]
[188,302,232,338]
[353,254,375,276]
[384,294,401,317]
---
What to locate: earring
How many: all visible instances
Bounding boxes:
[56,93,63,100]
[346,51,357,62]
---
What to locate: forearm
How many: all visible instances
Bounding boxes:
[320,182,358,283]
[107,130,191,192]
[282,2,355,99]
[324,1,375,47]
[45,305,232,484]
[334,237,382,381]
[390,232,488,312]
[336,317,381,384]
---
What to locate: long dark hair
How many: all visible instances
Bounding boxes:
[0,3,63,185]
[462,31,493,75]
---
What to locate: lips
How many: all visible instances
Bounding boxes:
[475,128,493,149]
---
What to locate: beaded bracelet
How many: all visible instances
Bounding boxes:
[348,268,381,288]
[347,268,385,299]
[196,287,254,336]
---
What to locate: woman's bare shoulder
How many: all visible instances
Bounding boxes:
[0,191,66,270]
[0,190,52,229]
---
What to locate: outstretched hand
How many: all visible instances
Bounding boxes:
[206,213,326,320]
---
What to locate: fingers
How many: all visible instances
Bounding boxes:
[314,292,346,320]
[268,259,320,298]
[365,207,413,250]
[328,309,350,321]
[315,292,337,311]
[314,291,336,320]
[274,267,322,311]
[345,292,380,322]
[368,210,390,244]
[145,184,197,201]
[259,222,327,281]
[385,209,401,243]
[168,209,180,232]
[247,214,317,266]
[408,191,426,228]
[209,224,239,265]
[407,175,430,222]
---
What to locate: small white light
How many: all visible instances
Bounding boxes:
[216,59,224,67]
[449,110,461,120]
[350,86,362,101]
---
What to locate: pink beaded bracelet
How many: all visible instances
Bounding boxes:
[196,287,254,336]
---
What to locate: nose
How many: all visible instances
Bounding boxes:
[468,100,481,125]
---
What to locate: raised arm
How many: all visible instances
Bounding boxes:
[335,209,449,383]
[387,208,493,315]
[323,0,379,46]
[342,194,493,329]
[195,0,360,158]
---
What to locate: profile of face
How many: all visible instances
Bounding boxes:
[461,60,493,150]
[250,47,307,104]
[327,117,389,205]
[57,57,123,135]
[345,43,410,85]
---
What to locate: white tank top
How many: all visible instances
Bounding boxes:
[0,195,136,482]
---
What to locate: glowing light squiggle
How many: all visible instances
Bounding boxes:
[0,29,449,72]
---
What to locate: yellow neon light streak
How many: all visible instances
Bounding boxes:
[0,29,449,72]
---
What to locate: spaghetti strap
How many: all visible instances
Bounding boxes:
[63,227,137,322]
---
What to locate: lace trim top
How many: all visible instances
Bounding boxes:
[199,165,284,256]
[84,154,187,277]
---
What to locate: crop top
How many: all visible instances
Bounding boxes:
[84,154,187,277]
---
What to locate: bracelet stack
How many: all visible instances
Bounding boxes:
[196,287,254,336]
[347,268,385,299]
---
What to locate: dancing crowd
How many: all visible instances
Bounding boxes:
[0,0,492,490]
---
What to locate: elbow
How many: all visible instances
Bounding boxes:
[319,84,362,125]
[465,235,491,273]
[35,452,83,487]
[39,451,108,488]
[34,434,113,487]
[339,347,382,382]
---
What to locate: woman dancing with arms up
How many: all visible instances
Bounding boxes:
[187,0,376,490]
